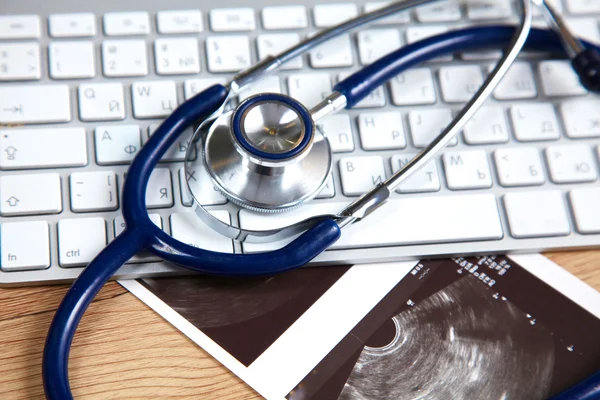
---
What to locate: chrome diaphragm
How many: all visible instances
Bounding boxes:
[198,93,332,213]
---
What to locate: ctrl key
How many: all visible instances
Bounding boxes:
[58,218,107,267]
[1,221,50,271]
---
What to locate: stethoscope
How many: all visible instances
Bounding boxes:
[43,0,600,399]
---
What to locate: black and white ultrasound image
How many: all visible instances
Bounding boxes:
[290,257,600,400]
[138,255,600,400]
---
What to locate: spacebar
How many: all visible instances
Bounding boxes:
[239,194,504,253]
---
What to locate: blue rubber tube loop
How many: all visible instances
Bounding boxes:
[335,26,600,108]
[43,85,342,400]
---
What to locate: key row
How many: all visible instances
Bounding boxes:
[0,1,523,40]
[0,209,233,271]
[1,68,597,129]
[4,182,600,271]
[338,145,600,195]
[239,187,600,253]
[4,18,600,82]
[0,103,598,173]
[0,161,334,218]
[1,143,598,220]
[0,169,174,217]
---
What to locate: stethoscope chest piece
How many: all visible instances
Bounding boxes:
[202,93,332,212]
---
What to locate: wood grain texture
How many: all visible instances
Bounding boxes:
[1,251,599,399]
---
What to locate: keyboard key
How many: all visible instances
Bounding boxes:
[70,171,118,212]
[316,114,354,153]
[539,60,587,96]
[0,15,40,39]
[364,2,410,25]
[49,13,97,37]
[309,34,353,68]
[0,221,49,271]
[206,36,251,72]
[58,218,107,267]
[148,124,193,162]
[504,191,570,238]
[209,8,256,32]
[339,156,385,196]
[180,166,227,207]
[463,106,509,145]
[154,38,201,75]
[238,75,282,102]
[461,50,503,61]
[494,148,545,187]
[409,109,457,148]
[257,33,303,70]
[443,150,492,190]
[103,12,150,36]
[184,77,227,100]
[0,173,62,216]
[0,127,87,170]
[570,188,600,234]
[157,10,203,34]
[287,73,332,108]
[78,83,126,121]
[389,68,436,106]
[566,0,600,13]
[146,168,174,208]
[171,211,233,253]
[510,104,560,141]
[358,111,406,150]
[406,25,448,43]
[262,6,307,30]
[390,154,440,193]
[0,43,41,81]
[94,125,141,165]
[492,62,537,100]
[406,26,451,62]
[102,40,148,77]
[546,145,598,183]
[49,41,96,79]
[565,17,600,43]
[533,0,563,18]
[0,85,70,124]
[467,0,512,20]
[316,174,335,199]
[240,194,503,252]
[416,3,461,22]
[439,65,483,103]
[337,72,385,108]
[313,3,358,27]
[114,214,162,263]
[561,99,600,138]
[357,29,402,65]
[132,81,177,119]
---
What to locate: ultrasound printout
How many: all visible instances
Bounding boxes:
[121,255,600,400]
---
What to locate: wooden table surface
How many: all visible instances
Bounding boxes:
[1,251,599,400]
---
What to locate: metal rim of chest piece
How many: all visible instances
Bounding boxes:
[184,92,334,243]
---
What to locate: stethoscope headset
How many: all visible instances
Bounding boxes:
[42,0,600,398]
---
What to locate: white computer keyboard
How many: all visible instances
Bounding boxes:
[1,0,599,286]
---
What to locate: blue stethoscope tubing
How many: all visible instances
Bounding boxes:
[43,26,600,400]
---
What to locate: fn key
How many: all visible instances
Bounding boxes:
[1,221,50,271]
